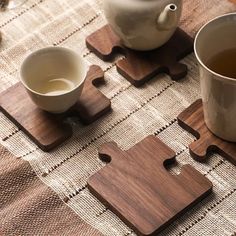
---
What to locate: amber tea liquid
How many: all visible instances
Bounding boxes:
[206,48,236,79]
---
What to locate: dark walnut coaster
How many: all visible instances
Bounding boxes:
[0,65,111,152]
[88,135,212,236]
[178,99,236,165]
[86,24,193,87]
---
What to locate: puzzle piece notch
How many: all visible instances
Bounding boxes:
[177,99,236,165]
[0,66,111,151]
[86,24,193,87]
[98,137,176,166]
[88,135,212,235]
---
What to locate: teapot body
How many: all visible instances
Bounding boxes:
[103,0,182,50]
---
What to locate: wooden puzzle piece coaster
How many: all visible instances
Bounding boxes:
[0,65,111,151]
[88,135,212,235]
[178,99,236,165]
[86,24,193,87]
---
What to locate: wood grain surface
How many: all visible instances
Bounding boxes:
[0,65,111,151]
[71,65,111,124]
[178,99,236,165]
[88,135,212,235]
[86,25,193,87]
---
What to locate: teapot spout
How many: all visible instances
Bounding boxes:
[157,4,178,31]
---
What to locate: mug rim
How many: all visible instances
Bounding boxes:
[20,46,88,97]
[194,12,236,83]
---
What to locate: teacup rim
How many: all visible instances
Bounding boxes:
[20,46,88,97]
[194,12,236,83]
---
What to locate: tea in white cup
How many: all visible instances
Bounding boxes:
[20,47,88,113]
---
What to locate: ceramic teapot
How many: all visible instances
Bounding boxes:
[103,0,182,51]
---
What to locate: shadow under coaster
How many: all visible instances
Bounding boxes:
[86,24,193,87]
[88,135,212,235]
[0,65,111,152]
[178,99,236,165]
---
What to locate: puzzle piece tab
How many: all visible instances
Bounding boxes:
[178,99,236,165]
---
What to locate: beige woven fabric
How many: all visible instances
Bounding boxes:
[0,0,236,235]
[0,145,102,236]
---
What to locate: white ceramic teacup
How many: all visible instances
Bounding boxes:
[20,47,88,113]
[194,13,236,142]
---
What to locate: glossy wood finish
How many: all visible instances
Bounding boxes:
[0,65,111,151]
[86,25,193,87]
[178,99,236,165]
[88,135,212,235]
